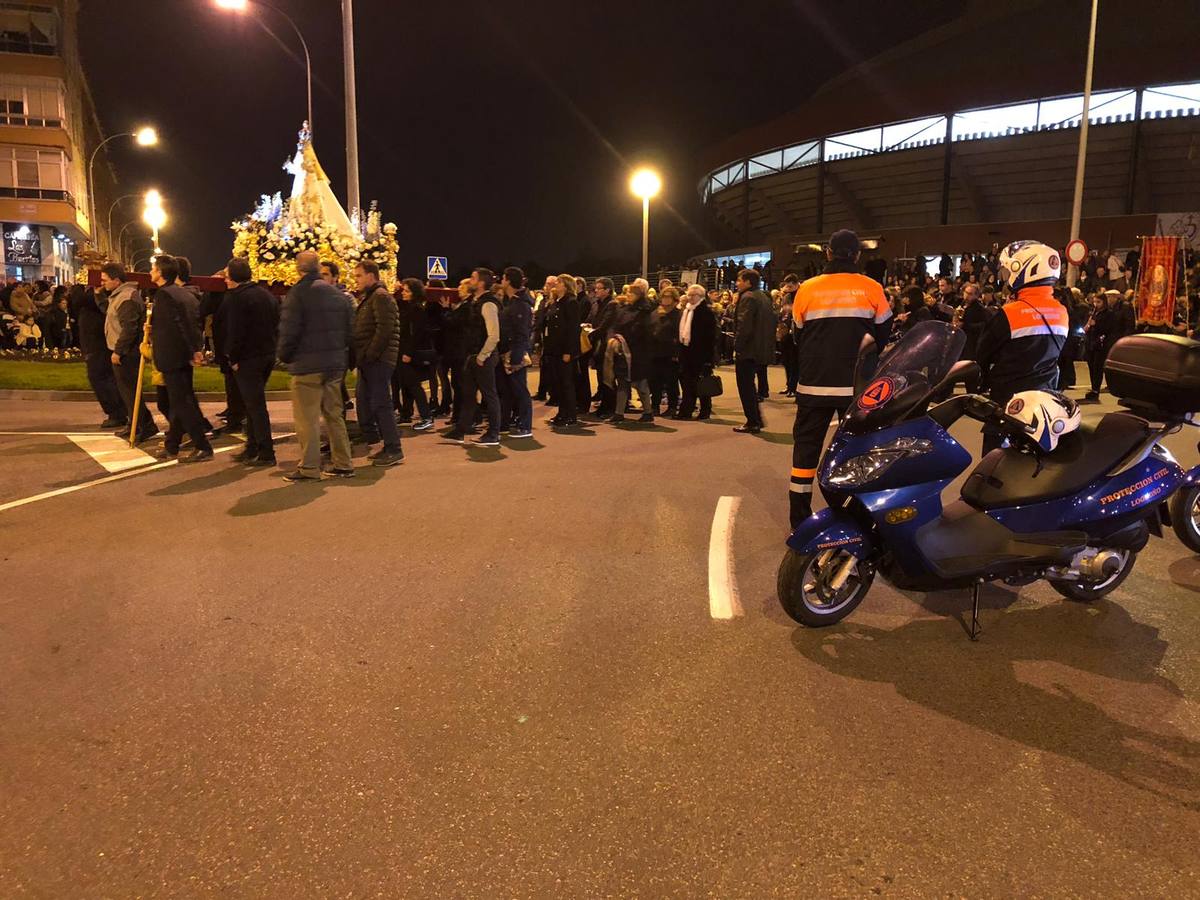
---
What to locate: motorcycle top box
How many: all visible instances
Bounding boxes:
[1105,333,1200,416]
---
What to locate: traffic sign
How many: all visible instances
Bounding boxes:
[1064,239,1088,267]
[426,256,448,280]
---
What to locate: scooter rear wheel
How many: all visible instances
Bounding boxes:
[778,548,875,627]
[1169,484,1200,553]
[1049,549,1136,602]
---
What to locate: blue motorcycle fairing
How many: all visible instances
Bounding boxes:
[989,455,1185,536]
[785,506,876,558]
[819,417,973,495]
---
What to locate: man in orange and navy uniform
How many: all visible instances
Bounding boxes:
[975,240,1069,453]
[789,229,893,526]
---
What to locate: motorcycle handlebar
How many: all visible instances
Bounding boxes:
[961,394,1035,437]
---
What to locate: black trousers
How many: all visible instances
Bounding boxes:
[781,336,797,392]
[790,403,842,526]
[222,367,245,426]
[735,358,763,428]
[555,354,577,422]
[575,356,592,411]
[112,352,154,436]
[87,351,125,420]
[649,357,680,412]
[446,358,466,422]
[431,356,452,411]
[1058,337,1079,390]
[678,360,713,418]
[1088,348,1108,394]
[456,353,500,435]
[757,364,769,399]
[161,367,212,453]
[397,361,431,420]
[540,355,559,404]
[233,355,274,459]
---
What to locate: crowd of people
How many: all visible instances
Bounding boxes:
[0,279,73,351]
[12,233,1199,512]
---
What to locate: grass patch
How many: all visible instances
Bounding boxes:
[0,359,295,393]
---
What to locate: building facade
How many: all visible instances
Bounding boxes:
[0,0,116,283]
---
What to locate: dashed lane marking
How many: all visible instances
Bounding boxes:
[709,495,744,620]
[0,432,295,515]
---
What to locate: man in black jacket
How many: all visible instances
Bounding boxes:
[150,255,212,462]
[675,284,717,420]
[544,273,582,428]
[498,266,534,438]
[351,260,403,467]
[223,257,280,466]
[959,282,988,360]
[71,281,125,427]
[101,262,157,443]
[446,267,503,445]
[198,272,244,434]
[589,277,618,415]
[732,268,774,434]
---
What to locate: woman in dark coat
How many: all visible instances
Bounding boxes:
[676,284,718,420]
[395,277,435,429]
[610,285,655,422]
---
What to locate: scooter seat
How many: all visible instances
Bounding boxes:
[961,412,1154,511]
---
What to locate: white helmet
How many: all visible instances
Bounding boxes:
[999,240,1061,291]
[1005,390,1081,453]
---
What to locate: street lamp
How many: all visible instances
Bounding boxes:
[214,0,313,136]
[106,193,142,255]
[142,190,166,251]
[117,220,145,265]
[630,168,662,282]
[1066,0,1100,288]
[87,127,157,255]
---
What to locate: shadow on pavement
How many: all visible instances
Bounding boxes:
[502,438,545,452]
[790,599,1200,812]
[612,422,679,434]
[148,460,258,496]
[227,465,387,517]
[752,431,793,445]
[1167,556,1200,594]
[465,446,505,463]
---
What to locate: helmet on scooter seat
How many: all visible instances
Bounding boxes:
[1005,390,1081,453]
[999,240,1061,291]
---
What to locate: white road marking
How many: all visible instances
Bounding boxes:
[708,495,744,620]
[66,434,156,473]
[0,432,295,515]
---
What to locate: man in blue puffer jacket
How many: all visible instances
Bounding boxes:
[276,250,354,481]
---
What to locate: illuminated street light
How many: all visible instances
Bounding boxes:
[144,189,163,209]
[87,127,159,256]
[143,192,167,251]
[214,0,313,136]
[629,168,662,281]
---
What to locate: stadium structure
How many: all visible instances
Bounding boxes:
[697,0,1199,273]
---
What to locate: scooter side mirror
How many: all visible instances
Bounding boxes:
[931,360,980,396]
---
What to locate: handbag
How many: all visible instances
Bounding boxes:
[697,370,723,398]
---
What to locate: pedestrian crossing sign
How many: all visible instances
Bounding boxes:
[426,256,449,280]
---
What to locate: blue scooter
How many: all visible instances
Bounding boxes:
[778,321,1200,639]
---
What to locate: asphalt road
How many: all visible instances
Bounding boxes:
[1,367,1198,897]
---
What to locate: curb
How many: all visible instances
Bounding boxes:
[0,389,292,402]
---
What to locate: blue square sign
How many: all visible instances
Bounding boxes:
[426,256,448,280]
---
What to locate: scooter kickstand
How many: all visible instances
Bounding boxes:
[968,581,982,641]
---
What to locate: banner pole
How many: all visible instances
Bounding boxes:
[129,310,151,448]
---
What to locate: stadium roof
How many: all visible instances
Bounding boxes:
[701,0,1199,173]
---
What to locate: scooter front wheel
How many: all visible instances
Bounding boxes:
[778,548,875,627]
[1170,484,1200,553]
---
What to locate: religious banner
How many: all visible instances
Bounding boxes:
[1135,235,1179,326]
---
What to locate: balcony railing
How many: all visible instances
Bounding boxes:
[0,113,61,128]
[0,33,55,55]
[0,186,73,203]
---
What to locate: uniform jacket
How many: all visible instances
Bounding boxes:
[975,286,1068,400]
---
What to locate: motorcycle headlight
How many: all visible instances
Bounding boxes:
[826,437,933,487]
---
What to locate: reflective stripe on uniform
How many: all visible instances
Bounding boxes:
[801,306,874,321]
[1010,324,1069,339]
[796,384,854,396]
[875,308,893,324]
[789,483,813,494]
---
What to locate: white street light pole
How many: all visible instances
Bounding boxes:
[630,168,662,282]
[1066,0,1099,288]
[86,127,157,254]
[342,0,360,219]
[106,193,140,256]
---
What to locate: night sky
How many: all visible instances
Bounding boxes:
[82,0,962,279]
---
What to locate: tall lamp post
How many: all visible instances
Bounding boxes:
[214,0,313,133]
[630,168,662,282]
[117,220,144,265]
[1066,0,1099,288]
[87,127,157,254]
[106,193,141,256]
[342,0,360,218]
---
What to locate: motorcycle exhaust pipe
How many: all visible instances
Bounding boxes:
[1078,550,1122,581]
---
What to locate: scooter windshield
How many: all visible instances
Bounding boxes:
[843,320,966,433]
